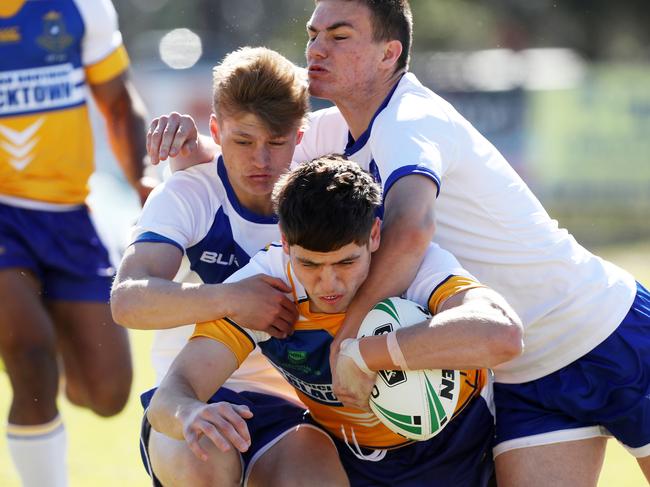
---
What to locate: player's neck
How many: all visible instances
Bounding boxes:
[337,71,403,141]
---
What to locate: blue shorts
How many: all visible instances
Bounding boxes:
[494,281,650,458]
[139,387,311,486]
[310,395,495,487]
[0,202,113,301]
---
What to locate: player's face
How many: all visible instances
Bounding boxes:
[211,113,301,214]
[285,219,381,314]
[306,0,386,102]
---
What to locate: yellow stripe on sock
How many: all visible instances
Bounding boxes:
[7,416,63,438]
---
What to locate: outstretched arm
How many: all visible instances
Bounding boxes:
[111,242,297,336]
[148,337,253,459]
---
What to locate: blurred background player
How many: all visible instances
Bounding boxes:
[147,156,522,486]
[0,1,152,486]
[111,47,347,486]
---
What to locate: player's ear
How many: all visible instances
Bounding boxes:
[281,233,290,255]
[209,114,221,145]
[369,217,381,252]
[295,129,304,145]
[381,39,402,71]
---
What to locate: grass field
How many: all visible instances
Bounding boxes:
[1,241,649,486]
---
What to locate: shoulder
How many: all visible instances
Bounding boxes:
[146,160,224,213]
[71,0,118,24]
[307,105,346,125]
[375,73,459,135]
[224,243,289,284]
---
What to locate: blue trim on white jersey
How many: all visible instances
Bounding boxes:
[133,231,184,252]
[185,206,252,284]
[384,164,441,198]
[344,75,404,157]
[216,157,279,225]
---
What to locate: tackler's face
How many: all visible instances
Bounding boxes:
[283,219,381,314]
[211,112,301,209]
[306,0,387,103]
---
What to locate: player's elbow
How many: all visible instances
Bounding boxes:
[485,314,524,367]
[110,283,141,329]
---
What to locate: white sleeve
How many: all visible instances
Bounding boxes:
[403,243,477,307]
[73,0,124,66]
[293,108,348,164]
[370,97,459,198]
[131,169,217,250]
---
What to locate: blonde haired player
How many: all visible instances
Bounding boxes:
[112,47,348,486]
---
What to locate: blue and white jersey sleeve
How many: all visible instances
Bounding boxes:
[293,107,349,165]
[131,163,221,252]
[368,75,461,198]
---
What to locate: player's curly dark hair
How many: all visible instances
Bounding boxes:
[273,155,382,252]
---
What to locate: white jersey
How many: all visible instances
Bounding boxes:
[132,155,298,401]
[294,72,637,384]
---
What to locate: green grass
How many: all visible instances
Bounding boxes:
[1,242,649,486]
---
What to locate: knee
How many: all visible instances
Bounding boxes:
[155,453,241,487]
[65,369,132,417]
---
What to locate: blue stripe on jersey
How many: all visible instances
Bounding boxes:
[216,157,279,224]
[259,329,340,406]
[384,164,441,198]
[133,232,184,252]
[185,206,252,284]
[344,75,404,157]
[0,1,84,72]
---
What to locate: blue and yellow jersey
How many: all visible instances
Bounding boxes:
[193,243,488,448]
[0,0,129,206]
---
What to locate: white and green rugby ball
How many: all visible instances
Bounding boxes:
[358,297,461,441]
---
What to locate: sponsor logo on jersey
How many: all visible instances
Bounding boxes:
[37,11,73,54]
[275,368,339,404]
[0,27,20,43]
[199,251,239,266]
[0,64,85,116]
[287,349,307,364]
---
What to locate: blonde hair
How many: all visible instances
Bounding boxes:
[212,47,309,134]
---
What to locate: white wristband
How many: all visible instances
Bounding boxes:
[339,338,373,375]
[386,331,409,370]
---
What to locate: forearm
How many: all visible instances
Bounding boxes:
[341,219,434,339]
[360,304,523,371]
[111,278,230,329]
[148,380,203,440]
[148,340,239,440]
[103,81,149,186]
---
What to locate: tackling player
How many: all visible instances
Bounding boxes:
[148,156,523,486]
[154,1,650,484]
[111,47,347,486]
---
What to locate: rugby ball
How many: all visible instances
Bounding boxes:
[358,297,461,441]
